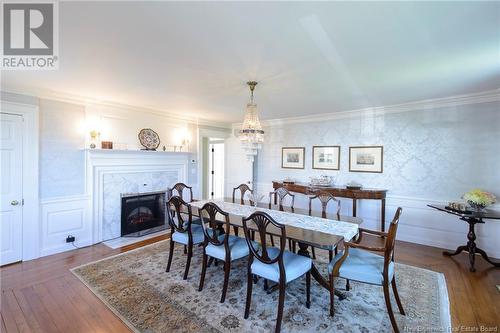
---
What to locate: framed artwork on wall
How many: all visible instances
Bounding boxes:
[312,146,340,170]
[282,147,305,169]
[349,146,383,173]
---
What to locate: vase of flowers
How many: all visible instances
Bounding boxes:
[462,189,496,212]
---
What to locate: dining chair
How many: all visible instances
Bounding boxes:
[198,202,258,303]
[242,211,312,333]
[268,187,295,248]
[328,207,405,333]
[232,183,253,205]
[165,196,204,280]
[231,184,254,236]
[169,182,194,202]
[308,191,341,260]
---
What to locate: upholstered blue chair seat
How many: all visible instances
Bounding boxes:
[251,247,312,283]
[172,224,205,245]
[328,248,394,285]
[205,235,258,261]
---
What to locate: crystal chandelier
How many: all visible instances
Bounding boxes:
[239,81,264,162]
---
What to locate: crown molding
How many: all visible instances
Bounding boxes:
[233,88,500,128]
[1,87,231,129]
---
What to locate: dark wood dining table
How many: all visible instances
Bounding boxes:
[188,198,363,299]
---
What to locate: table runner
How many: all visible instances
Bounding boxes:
[190,200,359,241]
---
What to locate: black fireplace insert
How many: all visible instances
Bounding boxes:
[121,191,167,237]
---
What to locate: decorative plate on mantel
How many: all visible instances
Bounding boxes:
[138,128,160,150]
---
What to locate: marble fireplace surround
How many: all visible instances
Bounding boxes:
[86,150,189,243]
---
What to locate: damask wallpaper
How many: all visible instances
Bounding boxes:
[255,101,500,201]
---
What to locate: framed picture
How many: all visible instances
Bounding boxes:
[282,147,305,169]
[312,146,340,170]
[349,146,383,173]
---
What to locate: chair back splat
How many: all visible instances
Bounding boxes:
[269,187,295,211]
[169,182,194,202]
[242,211,286,265]
[308,191,341,218]
[166,195,192,233]
[232,184,253,205]
[199,202,230,249]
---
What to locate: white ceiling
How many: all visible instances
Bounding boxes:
[2,1,499,123]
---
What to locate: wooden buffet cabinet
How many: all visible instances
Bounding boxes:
[272,181,388,231]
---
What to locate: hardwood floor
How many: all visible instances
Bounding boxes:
[1,234,498,332]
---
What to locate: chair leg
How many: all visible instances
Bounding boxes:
[305,271,311,309]
[345,279,350,291]
[264,279,269,291]
[391,278,405,315]
[383,280,400,333]
[329,274,335,316]
[328,250,333,262]
[311,247,316,259]
[233,226,239,236]
[275,281,286,333]
[183,243,193,280]
[166,238,175,272]
[220,261,231,303]
[244,273,253,319]
[198,253,208,291]
[184,244,187,254]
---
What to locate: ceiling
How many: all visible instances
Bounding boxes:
[2,1,499,124]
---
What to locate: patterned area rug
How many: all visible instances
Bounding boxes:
[72,241,451,333]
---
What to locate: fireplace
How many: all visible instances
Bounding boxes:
[121,191,167,237]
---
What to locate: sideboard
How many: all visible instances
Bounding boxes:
[272,181,388,231]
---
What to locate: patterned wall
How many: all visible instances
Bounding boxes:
[255,101,500,201]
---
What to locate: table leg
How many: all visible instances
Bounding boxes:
[466,221,477,272]
[297,242,346,300]
[475,247,500,268]
[381,198,386,233]
[352,199,357,217]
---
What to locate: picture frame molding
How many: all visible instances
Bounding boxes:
[312,145,340,170]
[281,146,305,169]
[348,145,384,173]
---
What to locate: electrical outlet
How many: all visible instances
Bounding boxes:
[66,235,75,243]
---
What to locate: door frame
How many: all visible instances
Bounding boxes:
[1,100,40,261]
[196,126,230,199]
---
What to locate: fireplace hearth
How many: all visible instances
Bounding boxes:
[121,191,167,237]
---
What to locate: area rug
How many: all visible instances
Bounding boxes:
[72,241,451,332]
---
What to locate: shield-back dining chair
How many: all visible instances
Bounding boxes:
[268,187,295,249]
[308,191,341,260]
[242,211,312,333]
[231,184,254,236]
[165,196,204,280]
[198,202,258,303]
[169,182,194,202]
[328,207,405,333]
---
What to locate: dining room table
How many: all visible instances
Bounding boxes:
[187,198,363,299]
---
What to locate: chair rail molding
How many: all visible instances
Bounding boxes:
[85,149,189,243]
[254,182,500,260]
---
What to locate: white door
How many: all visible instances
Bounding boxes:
[224,134,253,197]
[1,113,23,265]
[208,142,225,199]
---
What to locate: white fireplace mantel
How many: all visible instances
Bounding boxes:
[86,149,189,243]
